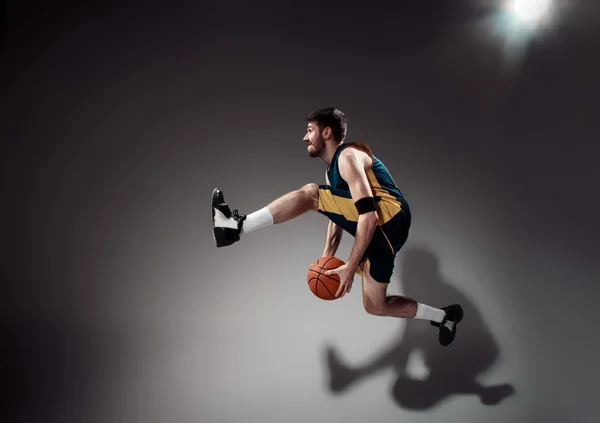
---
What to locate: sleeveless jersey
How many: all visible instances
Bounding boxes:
[325,142,411,253]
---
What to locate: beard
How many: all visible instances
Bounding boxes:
[308,146,320,158]
[307,135,324,158]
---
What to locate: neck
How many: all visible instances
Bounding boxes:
[322,141,343,167]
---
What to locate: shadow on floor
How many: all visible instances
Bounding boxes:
[323,246,515,410]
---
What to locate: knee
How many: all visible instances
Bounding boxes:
[301,183,318,197]
[364,296,386,316]
[301,183,319,210]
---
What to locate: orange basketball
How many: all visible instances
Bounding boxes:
[307,256,346,300]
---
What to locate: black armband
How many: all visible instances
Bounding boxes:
[355,196,377,215]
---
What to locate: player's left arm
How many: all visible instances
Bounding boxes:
[337,148,379,272]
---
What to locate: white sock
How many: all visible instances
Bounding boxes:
[414,303,446,323]
[241,207,274,234]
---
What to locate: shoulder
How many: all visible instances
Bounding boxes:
[338,143,373,169]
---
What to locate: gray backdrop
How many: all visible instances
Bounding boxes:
[2,1,599,423]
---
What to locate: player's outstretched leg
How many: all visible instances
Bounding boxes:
[212,184,319,247]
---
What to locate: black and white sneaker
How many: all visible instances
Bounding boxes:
[430,304,463,346]
[212,188,246,248]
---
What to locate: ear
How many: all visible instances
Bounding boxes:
[322,127,332,140]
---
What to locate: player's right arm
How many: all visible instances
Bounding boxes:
[322,170,343,257]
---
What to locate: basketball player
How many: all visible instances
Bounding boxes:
[211,107,463,346]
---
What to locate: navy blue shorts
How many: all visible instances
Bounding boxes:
[317,184,411,285]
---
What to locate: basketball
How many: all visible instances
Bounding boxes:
[307,256,346,300]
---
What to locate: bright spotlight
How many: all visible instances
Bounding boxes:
[506,0,553,24]
[479,0,567,70]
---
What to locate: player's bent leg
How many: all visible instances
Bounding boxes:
[361,260,417,318]
[361,257,464,346]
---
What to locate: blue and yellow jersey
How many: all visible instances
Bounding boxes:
[317,142,411,254]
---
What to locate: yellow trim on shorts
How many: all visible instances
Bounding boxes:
[355,258,388,290]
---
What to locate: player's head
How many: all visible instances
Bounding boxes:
[303,107,347,158]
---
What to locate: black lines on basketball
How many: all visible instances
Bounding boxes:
[308,278,319,297]
[307,256,346,301]
[319,274,340,286]
[319,279,337,299]
[318,256,336,270]
[307,270,320,280]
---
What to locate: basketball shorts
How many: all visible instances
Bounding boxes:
[317,184,411,287]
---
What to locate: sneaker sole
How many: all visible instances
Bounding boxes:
[211,188,238,248]
[440,305,464,347]
[453,305,464,324]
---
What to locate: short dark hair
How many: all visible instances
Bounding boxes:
[304,107,347,142]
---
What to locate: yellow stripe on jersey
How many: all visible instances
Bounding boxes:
[366,169,402,225]
[345,143,403,225]
[319,142,404,231]
[317,187,359,222]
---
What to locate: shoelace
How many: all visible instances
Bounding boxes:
[232,209,246,221]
